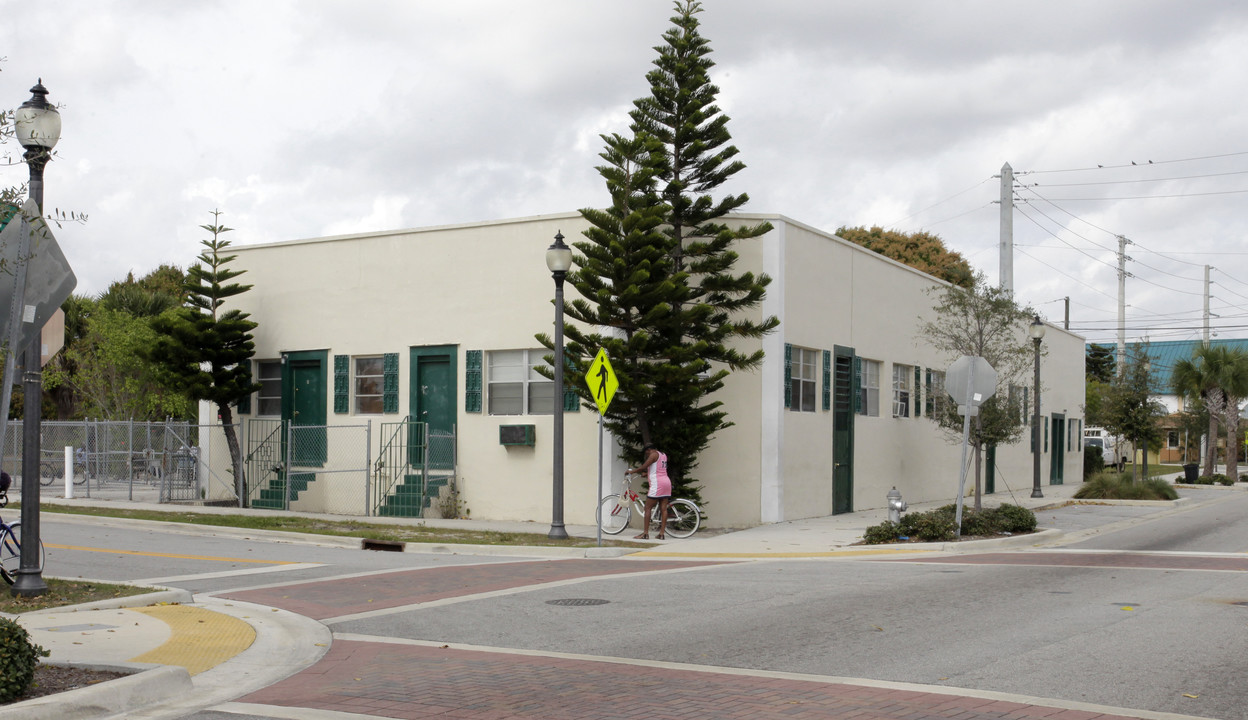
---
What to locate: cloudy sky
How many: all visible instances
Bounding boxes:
[5,0,1248,348]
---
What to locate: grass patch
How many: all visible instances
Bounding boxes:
[0,578,152,614]
[33,503,648,549]
[1074,472,1179,501]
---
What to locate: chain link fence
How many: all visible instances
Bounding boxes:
[2,419,241,502]
[4,418,455,517]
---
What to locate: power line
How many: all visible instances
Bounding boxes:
[1025,168,1248,187]
[1035,187,1248,201]
[885,177,993,228]
[1021,150,1248,175]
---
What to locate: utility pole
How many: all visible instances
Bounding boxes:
[1117,235,1131,377]
[999,162,1014,294]
[1064,296,1070,331]
[1203,265,1211,346]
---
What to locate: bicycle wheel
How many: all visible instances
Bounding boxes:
[597,495,632,535]
[663,499,701,539]
[39,463,55,486]
[0,522,44,585]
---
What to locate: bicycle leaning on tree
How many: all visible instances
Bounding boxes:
[597,474,702,539]
[0,475,46,585]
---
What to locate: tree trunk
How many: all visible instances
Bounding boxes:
[1204,403,1219,477]
[217,402,245,505]
[1227,413,1240,483]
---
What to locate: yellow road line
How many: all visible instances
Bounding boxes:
[632,548,937,559]
[129,605,256,675]
[46,543,300,565]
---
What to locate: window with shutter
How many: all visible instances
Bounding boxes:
[465,350,483,412]
[333,354,349,414]
[822,350,832,411]
[382,353,399,413]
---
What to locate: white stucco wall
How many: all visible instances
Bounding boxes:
[225,211,1087,528]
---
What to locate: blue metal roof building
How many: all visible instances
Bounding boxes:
[1091,339,1248,394]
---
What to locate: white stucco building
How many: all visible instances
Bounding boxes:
[212,212,1086,528]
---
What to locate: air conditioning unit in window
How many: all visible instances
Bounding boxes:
[500,424,536,446]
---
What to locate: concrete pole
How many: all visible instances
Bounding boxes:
[999,162,1014,294]
[1204,265,1211,347]
[1117,235,1130,377]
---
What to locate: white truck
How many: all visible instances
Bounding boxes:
[1084,426,1127,470]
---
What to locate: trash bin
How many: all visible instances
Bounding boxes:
[1182,463,1199,484]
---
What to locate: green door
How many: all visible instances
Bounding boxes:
[1050,413,1065,485]
[832,346,855,514]
[985,444,996,494]
[410,346,457,467]
[282,350,327,466]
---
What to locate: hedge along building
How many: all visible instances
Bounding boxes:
[209,211,1087,528]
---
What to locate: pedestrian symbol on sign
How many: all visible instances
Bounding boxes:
[585,349,618,415]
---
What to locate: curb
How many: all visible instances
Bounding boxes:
[0,663,191,720]
[17,587,193,616]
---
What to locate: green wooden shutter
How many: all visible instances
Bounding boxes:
[784,343,793,409]
[822,350,832,411]
[914,365,921,418]
[564,353,579,412]
[1044,419,1049,453]
[465,350,482,413]
[853,356,862,414]
[924,369,933,416]
[382,353,399,413]
[333,354,349,414]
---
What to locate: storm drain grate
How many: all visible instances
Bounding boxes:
[546,598,610,607]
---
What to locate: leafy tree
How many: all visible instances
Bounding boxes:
[836,226,974,289]
[918,274,1035,509]
[1172,344,1248,479]
[1103,347,1167,481]
[540,0,777,502]
[149,211,260,500]
[47,306,193,420]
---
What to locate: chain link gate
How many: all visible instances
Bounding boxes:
[373,419,456,518]
[244,419,372,515]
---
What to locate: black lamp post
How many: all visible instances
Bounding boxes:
[1029,315,1045,499]
[545,231,572,540]
[11,80,60,597]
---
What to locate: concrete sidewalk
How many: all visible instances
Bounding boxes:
[2,472,1222,719]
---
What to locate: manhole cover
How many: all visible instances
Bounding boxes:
[546,598,610,607]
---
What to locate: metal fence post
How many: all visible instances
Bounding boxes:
[285,424,294,511]
[364,421,372,517]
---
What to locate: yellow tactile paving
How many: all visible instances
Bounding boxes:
[128,605,256,675]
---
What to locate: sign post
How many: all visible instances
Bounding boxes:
[945,355,997,537]
[585,348,618,546]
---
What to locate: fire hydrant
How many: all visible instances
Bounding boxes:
[887,487,907,524]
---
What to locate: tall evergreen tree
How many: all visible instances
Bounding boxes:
[149,211,260,499]
[542,0,777,501]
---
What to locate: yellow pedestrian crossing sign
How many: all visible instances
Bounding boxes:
[585,348,618,415]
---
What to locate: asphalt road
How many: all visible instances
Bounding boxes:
[33,490,1248,719]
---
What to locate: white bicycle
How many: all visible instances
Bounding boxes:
[597,475,702,539]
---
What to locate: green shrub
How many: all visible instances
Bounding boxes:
[1083,446,1104,479]
[900,508,958,542]
[1196,474,1215,485]
[0,617,48,702]
[862,520,901,545]
[992,503,1038,533]
[1075,474,1179,500]
[1212,473,1233,486]
[959,509,1000,537]
[1239,473,1248,483]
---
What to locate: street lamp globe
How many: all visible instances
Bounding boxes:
[15,80,61,151]
[1029,315,1046,341]
[546,232,573,275]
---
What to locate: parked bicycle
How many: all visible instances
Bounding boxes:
[39,448,89,487]
[0,478,46,585]
[597,474,702,539]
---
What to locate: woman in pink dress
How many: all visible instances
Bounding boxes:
[626,444,671,539]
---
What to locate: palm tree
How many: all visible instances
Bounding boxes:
[1172,345,1248,479]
